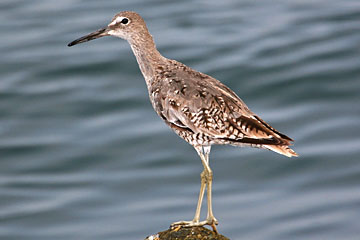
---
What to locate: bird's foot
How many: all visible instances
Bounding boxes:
[170,217,218,233]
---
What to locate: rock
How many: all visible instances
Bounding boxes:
[145,226,230,240]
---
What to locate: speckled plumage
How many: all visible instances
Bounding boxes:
[149,59,297,157]
[68,11,297,232]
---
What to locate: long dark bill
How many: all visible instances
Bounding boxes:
[68,27,108,47]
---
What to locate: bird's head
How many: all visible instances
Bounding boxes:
[68,11,148,47]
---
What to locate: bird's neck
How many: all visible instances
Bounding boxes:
[129,34,165,86]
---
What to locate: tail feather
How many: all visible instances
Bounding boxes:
[264,145,298,157]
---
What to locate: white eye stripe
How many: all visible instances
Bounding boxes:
[109,16,130,26]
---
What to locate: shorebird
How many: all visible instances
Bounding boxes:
[68,11,298,232]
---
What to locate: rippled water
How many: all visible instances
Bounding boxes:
[1,0,360,239]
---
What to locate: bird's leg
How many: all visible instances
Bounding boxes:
[171,169,206,227]
[203,146,218,231]
[193,169,207,222]
[171,146,218,233]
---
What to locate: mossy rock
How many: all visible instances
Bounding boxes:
[145,226,229,240]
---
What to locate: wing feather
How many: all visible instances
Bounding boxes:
[151,64,294,151]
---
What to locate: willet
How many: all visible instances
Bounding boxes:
[68,11,298,233]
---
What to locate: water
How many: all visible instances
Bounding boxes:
[1,0,360,239]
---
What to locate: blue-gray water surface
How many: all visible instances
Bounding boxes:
[1,0,360,239]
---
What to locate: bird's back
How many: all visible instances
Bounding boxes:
[149,59,298,157]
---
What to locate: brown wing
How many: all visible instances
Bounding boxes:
[151,62,297,156]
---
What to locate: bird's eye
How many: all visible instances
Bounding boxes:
[121,18,129,24]
[108,17,130,27]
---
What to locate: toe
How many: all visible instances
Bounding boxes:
[206,217,218,225]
